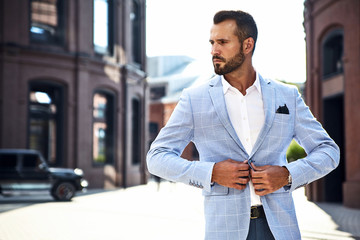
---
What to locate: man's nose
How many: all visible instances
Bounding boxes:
[211,44,221,56]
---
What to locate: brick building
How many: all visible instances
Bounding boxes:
[304,0,360,208]
[0,0,148,188]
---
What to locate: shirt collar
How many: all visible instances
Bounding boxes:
[222,72,262,95]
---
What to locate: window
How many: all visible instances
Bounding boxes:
[0,154,17,170]
[150,86,166,100]
[93,0,113,54]
[30,0,65,45]
[92,91,115,165]
[131,96,142,165]
[149,122,158,138]
[28,82,64,166]
[149,122,158,148]
[131,0,142,64]
[23,154,41,169]
[322,30,344,78]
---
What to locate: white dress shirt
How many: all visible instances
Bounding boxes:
[222,72,265,206]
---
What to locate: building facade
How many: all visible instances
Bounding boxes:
[304,0,360,208]
[0,0,148,189]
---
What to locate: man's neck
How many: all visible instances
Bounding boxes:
[224,67,256,95]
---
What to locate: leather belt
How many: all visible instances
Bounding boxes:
[250,206,265,219]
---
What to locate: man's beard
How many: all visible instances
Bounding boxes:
[213,49,245,75]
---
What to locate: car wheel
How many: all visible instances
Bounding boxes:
[51,182,76,201]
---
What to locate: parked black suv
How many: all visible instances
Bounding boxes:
[0,149,88,201]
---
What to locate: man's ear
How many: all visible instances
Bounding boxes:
[243,37,255,54]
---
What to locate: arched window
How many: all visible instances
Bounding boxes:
[92,90,115,165]
[322,29,344,79]
[28,81,65,166]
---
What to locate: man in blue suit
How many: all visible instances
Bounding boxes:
[147,10,339,240]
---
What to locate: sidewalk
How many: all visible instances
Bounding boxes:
[292,187,360,240]
[0,181,359,240]
[144,181,360,240]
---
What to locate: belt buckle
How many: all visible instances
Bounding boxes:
[250,206,258,219]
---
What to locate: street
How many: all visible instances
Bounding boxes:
[0,181,359,240]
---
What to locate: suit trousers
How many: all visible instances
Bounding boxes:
[246,216,275,240]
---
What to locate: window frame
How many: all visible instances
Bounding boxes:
[93,0,114,56]
[321,29,344,80]
[131,95,142,165]
[27,81,65,167]
[131,0,143,66]
[29,0,66,46]
[92,89,116,166]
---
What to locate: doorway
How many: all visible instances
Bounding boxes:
[28,81,65,166]
[323,94,345,202]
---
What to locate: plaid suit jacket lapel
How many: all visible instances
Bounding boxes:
[208,76,248,157]
[250,75,276,158]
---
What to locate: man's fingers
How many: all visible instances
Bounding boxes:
[253,181,265,189]
[251,177,263,184]
[233,183,247,191]
[251,163,270,171]
[249,164,288,196]
[238,176,250,185]
[238,169,250,176]
[250,169,263,179]
[250,162,257,171]
[255,189,268,196]
[238,162,250,171]
[212,159,251,190]
[250,164,272,178]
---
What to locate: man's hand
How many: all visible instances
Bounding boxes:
[211,159,250,190]
[250,163,289,196]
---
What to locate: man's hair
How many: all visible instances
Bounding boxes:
[213,10,258,53]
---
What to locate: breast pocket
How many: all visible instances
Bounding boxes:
[273,113,291,124]
[272,113,293,136]
[264,113,294,151]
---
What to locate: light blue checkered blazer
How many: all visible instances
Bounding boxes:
[147,74,340,240]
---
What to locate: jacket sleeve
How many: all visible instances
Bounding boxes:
[286,88,340,192]
[146,89,215,192]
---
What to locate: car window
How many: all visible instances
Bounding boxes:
[23,154,41,170]
[0,154,17,170]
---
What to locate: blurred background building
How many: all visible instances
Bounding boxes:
[304,0,360,208]
[0,0,148,188]
[147,56,212,162]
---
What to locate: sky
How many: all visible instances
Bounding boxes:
[146,0,306,83]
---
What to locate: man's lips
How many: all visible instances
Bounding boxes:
[213,56,225,63]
